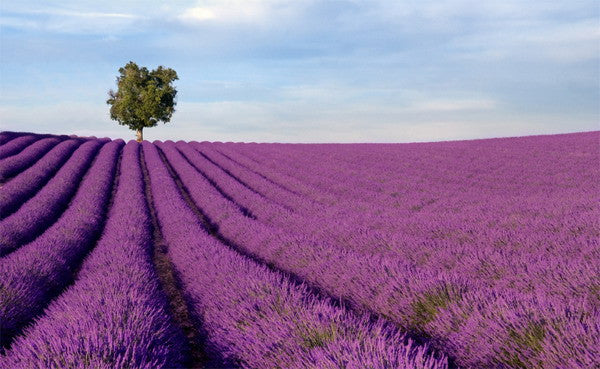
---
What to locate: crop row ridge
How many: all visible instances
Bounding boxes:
[191,145,289,210]
[214,147,306,198]
[174,144,256,219]
[0,144,122,350]
[141,148,219,369]
[156,144,457,369]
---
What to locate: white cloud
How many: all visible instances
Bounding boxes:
[24,8,137,19]
[0,16,40,30]
[176,0,308,25]
[178,0,272,24]
[179,7,217,21]
[0,4,141,34]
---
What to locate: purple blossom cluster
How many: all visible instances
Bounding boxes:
[0,132,22,146]
[0,140,121,347]
[0,130,597,368]
[0,138,84,216]
[0,135,40,160]
[0,139,105,254]
[143,141,446,369]
[195,133,599,368]
[3,142,187,368]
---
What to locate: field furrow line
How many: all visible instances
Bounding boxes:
[0,138,84,218]
[0,135,41,160]
[169,142,256,219]
[0,136,66,182]
[174,142,289,221]
[140,146,209,369]
[226,144,339,206]
[173,142,368,257]
[236,144,363,201]
[215,145,307,198]
[216,139,600,368]
[0,139,105,254]
[0,131,595,368]
[0,141,122,348]
[192,143,310,213]
[162,141,524,368]
[2,142,188,369]
[159,142,458,367]
[236,145,339,205]
[191,143,289,208]
[145,141,449,369]
[0,132,24,146]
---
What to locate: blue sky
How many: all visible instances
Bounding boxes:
[0,1,598,142]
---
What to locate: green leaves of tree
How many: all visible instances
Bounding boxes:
[107,62,178,132]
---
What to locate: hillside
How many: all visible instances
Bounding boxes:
[0,130,598,369]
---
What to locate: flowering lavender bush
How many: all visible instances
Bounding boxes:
[143,141,447,369]
[3,142,187,368]
[0,135,40,160]
[0,140,121,347]
[0,132,23,146]
[0,136,66,182]
[0,138,83,217]
[0,140,104,254]
[0,130,597,369]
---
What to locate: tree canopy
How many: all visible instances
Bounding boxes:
[107,61,178,141]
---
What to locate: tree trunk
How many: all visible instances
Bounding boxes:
[136,128,143,142]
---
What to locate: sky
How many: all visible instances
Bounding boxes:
[0,0,598,143]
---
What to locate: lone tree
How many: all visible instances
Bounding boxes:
[107,61,178,142]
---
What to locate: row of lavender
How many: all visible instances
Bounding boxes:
[0,134,189,367]
[1,130,597,368]
[3,142,187,368]
[0,132,447,368]
[144,141,446,368]
[0,140,120,347]
[153,132,599,368]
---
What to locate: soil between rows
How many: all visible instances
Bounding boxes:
[140,147,224,369]
[155,145,456,369]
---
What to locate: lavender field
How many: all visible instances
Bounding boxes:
[0,130,598,369]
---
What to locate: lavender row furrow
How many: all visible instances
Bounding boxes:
[230,144,323,189]
[223,143,405,246]
[164,139,600,368]
[239,139,599,355]
[233,144,377,220]
[194,142,320,212]
[0,135,41,160]
[160,141,426,327]
[228,138,599,260]
[0,131,595,368]
[0,140,122,347]
[174,142,345,256]
[211,144,359,240]
[231,143,384,206]
[260,137,598,367]
[0,140,104,255]
[145,141,448,369]
[215,143,333,204]
[182,143,359,243]
[0,136,64,181]
[0,139,83,217]
[175,141,293,224]
[0,132,23,146]
[211,143,370,229]
[2,141,187,369]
